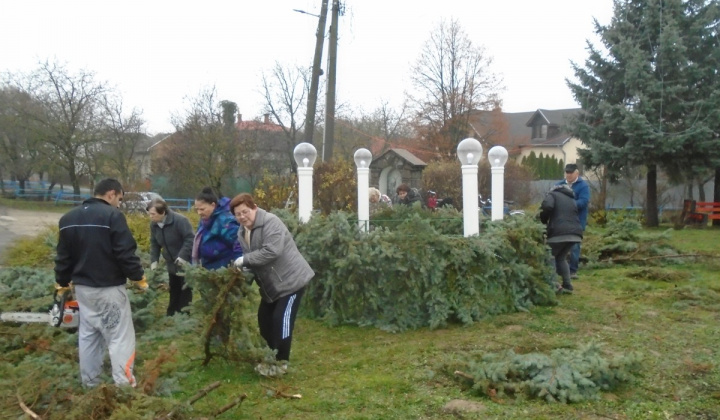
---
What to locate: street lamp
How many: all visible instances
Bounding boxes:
[488,146,509,221]
[354,148,372,232]
[456,138,483,237]
[293,142,318,223]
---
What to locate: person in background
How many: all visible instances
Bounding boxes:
[148,198,195,315]
[369,187,392,214]
[230,193,314,377]
[191,187,242,270]
[427,191,438,210]
[539,184,583,294]
[55,178,146,388]
[556,163,590,278]
[396,183,424,207]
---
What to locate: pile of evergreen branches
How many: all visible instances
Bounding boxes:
[447,342,642,403]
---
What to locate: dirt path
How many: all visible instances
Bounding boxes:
[0,206,64,262]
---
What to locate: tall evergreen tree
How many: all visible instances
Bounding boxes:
[567,0,720,227]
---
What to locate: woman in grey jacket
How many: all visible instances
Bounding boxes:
[148,199,195,315]
[229,193,314,376]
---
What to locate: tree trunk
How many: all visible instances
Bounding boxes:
[599,166,608,210]
[46,181,56,202]
[698,176,706,201]
[645,164,659,227]
[69,169,80,195]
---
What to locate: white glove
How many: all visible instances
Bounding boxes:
[175,257,188,266]
[233,256,244,268]
[150,262,158,270]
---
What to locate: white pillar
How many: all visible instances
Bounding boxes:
[488,146,509,222]
[357,167,370,231]
[462,164,480,236]
[353,148,373,232]
[491,166,504,221]
[456,138,483,237]
[297,167,313,223]
[293,142,318,223]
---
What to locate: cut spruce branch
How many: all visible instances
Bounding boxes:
[201,275,240,365]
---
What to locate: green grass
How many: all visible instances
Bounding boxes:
[0,197,70,213]
[173,228,720,419]
[3,222,720,419]
[146,242,720,418]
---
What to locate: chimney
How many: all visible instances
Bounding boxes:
[237,112,242,122]
[264,113,270,124]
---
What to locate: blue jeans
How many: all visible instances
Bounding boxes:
[569,242,581,274]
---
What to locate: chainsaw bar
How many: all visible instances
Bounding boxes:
[1,312,51,324]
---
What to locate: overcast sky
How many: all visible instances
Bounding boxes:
[1,0,614,134]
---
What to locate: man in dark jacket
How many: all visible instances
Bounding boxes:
[148,198,195,315]
[55,178,146,387]
[539,184,583,293]
[556,163,590,278]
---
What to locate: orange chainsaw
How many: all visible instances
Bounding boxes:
[0,289,79,328]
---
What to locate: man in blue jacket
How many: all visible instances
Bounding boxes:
[556,164,590,278]
[55,178,147,388]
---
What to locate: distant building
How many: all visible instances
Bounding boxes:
[370,148,427,198]
[469,107,585,170]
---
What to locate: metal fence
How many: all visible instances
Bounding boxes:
[1,181,194,211]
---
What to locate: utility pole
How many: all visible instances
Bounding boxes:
[302,0,329,147]
[322,0,339,162]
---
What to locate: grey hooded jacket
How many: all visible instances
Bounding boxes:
[237,208,314,302]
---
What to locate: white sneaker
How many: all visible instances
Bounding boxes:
[255,363,287,377]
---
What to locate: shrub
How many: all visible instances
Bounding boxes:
[280,210,557,331]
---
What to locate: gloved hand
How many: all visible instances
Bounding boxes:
[134,276,149,292]
[233,256,244,268]
[175,257,188,266]
[55,284,71,296]
[150,261,158,270]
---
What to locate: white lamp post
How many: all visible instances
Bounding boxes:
[293,142,318,223]
[488,146,509,221]
[354,148,373,232]
[456,138,483,237]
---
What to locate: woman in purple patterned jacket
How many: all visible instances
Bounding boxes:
[191,187,242,270]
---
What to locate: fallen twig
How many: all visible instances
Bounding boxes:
[161,381,222,420]
[213,393,247,417]
[261,384,302,399]
[188,381,222,405]
[17,393,41,419]
[453,370,474,380]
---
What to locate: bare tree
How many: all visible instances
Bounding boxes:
[100,96,147,186]
[159,87,241,195]
[408,19,503,156]
[334,101,414,157]
[260,62,310,171]
[0,86,48,193]
[5,61,108,194]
